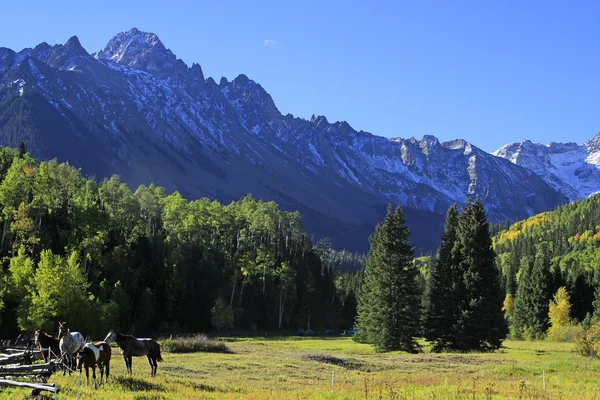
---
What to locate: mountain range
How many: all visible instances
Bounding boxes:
[0,28,597,252]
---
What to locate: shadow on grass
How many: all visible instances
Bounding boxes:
[190,382,226,393]
[114,375,166,392]
[302,353,368,370]
[133,395,165,400]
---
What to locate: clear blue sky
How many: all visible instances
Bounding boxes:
[1,0,599,152]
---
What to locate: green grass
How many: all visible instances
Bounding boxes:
[2,338,600,399]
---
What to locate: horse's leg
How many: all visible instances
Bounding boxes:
[146,355,153,376]
[106,360,110,383]
[92,365,97,388]
[153,356,158,376]
[85,365,89,385]
[62,354,68,376]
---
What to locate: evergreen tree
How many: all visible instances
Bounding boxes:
[423,204,461,351]
[453,200,508,351]
[354,206,421,353]
[18,142,26,159]
[512,245,552,339]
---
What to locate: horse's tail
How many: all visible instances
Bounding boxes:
[155,342,163,362]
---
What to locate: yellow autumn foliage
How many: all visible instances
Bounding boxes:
[547,287,582,342]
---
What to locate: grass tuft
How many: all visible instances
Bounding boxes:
[161,334,232,354]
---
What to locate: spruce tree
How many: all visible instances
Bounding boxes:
[453,200,508,351]
[512,245,552,339]
[354,206,421,353]
[18,141,26,158]
[423,204,461,351]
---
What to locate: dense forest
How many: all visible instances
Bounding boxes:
[0,145,362,339]
[494,194,600,338]
[6,135,600,347]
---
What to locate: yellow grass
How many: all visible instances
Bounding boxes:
[2,338,600,399]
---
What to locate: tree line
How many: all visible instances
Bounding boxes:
[494,194,600,340]
[0,145,361,338]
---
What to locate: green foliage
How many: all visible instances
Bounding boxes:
[577,320,600,357]
[453,200,508,351]
[161,334,231,354]
[23,250,92,332]
[424,201,507,351]
[354,206,421,353]
[211,297,234,332]
[422,205,461,351]
[0,146,359,337]
[494,194,600,323]
[512,248,552,340]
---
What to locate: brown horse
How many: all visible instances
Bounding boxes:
[34,330,60,363]
[76,342,111,386]
[104,331,163,377]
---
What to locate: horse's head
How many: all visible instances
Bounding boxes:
[75,351,84,370]
[103,330,117,343]
[58,322,69,339]
[34,330,40,345]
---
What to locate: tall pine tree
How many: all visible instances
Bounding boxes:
[512,244,552,339]
[354,206,421,353]
[423,204,461,351]
[453,200,508,351]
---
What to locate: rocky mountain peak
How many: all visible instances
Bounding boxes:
[93,28,187,76]
[585,132,600,153]
[419,135,440,155]
[64,36,89,56]
[311,115,329,128]
[546,141,580,153]
[232,74,250,87]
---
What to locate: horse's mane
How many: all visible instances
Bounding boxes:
[116,332,138,341]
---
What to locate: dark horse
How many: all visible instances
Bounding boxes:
[104,331,163,377]
[76,342,111,386]
[34,330,60,363]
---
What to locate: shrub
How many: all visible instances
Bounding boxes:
[161,334,232,354]
[576,321,600,357]
[547,324,583,343]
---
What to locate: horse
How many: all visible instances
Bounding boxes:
[104,330,163,377]
[34,330,60,363]
[57,321,85,375]
[76,341,111,387]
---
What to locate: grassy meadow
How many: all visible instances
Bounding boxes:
[2,337,600,399]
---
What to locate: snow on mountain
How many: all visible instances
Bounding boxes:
[0,28,573,251]
[492,135,600,201]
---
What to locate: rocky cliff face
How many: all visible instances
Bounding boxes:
[493,135,600,201]
[0,28,574,251]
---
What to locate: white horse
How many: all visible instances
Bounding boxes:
[58,321,85,375]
